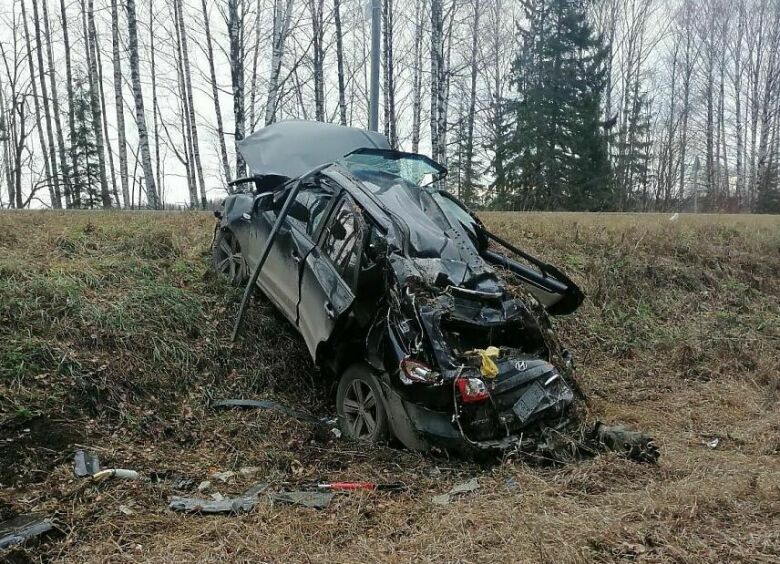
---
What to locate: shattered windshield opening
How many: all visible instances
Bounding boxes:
[340,148,446,187]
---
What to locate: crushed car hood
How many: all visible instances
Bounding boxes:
[238,120,390,179]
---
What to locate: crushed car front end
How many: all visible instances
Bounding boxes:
[333,150,589,455]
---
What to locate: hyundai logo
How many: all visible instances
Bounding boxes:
[513,360,527,372]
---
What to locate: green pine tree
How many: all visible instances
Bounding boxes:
[501,0,614,211]
[69,77,102,209]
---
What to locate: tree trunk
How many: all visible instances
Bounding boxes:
[83,0,112,208]
[228,0,246,177]
[265,0,295,126]
[60,0,81,207]
[150,4,162,197]
[31,0,63,209]
[41,0,72,208]
[382,0,397,147]
[411,0,424,153]
[334,0,347,125]
[175,0,207,208]
[172,3,197,207]
[92,11,120,206]
[110,0,130,207]
[310,0,325,122]
[462,0,480,206]
[430,0,444,163]
[249,0,261,131]
[734,0,745,207]
[126,0,160,208]
[200,0,232,182]
[21,0,56,208]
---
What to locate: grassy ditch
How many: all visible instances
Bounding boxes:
[0,210,778,562]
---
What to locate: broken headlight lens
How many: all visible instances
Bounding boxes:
[456,377,490,404]
[399,358,441,385]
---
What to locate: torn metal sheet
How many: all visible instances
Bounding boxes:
[432,478,479,505]
[73,450,101,477]
[168,496,256,514]
[0,514,54,549]
[595,423,659,463]
[211,399,322,425]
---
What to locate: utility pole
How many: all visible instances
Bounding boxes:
[692,155,700,213]
[369,0,381,131]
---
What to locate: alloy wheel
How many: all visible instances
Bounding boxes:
[341,379,378,439]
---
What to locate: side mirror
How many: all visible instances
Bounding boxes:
[252,192,274,214]
[288,201,310,224]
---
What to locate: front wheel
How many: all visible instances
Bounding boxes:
[337,364,390,443]
[212,229,247,285]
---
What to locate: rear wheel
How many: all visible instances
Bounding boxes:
[212,229,247,285]
[337,364,390,443]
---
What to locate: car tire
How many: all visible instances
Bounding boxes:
[212,229,247,285]
[337,364,390,443]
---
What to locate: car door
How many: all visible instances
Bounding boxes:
[242,198,300,323]
[297,194,365,360]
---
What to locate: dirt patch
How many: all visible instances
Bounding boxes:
[0,414,81,487]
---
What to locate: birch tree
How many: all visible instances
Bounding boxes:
[110,0,130,207]
[174,0,208,208]
[126,0,160,208]
[200,0,232,182]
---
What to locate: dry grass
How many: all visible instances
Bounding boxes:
[0,210,778,563]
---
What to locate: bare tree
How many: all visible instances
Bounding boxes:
[82,0,112,208]
[430,0,445,164]
[60,0,81,207]
[200,0,232,182]
[410,0,424,152]
[174,0,207,208]
[126,0,160,208]
[31,0,63,208]
[461,0,481,205]
[21,0,56,208]
[265,0,295,125]
[227,0,246,177]
[309,0,326,122]
[382,0,397,147]
[110,0,130,207]
[40,0,73,207]
[334,0,347,125]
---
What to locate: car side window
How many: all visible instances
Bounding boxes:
[320,198,364,286]
[284,180,334,238]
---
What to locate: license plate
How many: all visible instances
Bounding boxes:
[512,381,547,424]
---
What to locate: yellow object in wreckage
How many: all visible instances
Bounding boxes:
[477,346,500,379]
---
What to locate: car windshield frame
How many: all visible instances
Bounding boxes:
[339,148,447,187]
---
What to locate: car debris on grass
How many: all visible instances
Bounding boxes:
[0,514,55,549]
[432,478,480,505]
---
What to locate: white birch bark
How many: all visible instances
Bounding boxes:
[126,0,160,208]
[110,0,130,207]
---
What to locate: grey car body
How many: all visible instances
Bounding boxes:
[213,121,654,459]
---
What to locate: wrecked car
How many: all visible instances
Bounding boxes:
[212,120,657,461]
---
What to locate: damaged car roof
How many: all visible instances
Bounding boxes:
[238,120,390,179]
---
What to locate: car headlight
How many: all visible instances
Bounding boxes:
[399,358,441,385]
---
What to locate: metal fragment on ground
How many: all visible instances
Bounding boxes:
[0,514,55,549]
[241,482,270,498]
[432,478,479,505]
[270,491,335,509]
[168,496,256,514]
[73,450,100,477]
[211,399,321,424]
